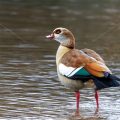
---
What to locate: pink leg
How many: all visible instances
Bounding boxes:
[95,90,99,109]
[75,91,80,113]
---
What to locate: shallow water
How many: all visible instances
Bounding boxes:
[0,0,120,119]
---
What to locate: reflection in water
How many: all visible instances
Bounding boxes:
[0,0,120,120]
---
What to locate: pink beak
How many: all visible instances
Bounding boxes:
[46,34,54,39]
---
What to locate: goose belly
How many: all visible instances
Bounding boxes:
[57,71,84,91]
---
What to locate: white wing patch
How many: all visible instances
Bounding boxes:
[58,63,84,77]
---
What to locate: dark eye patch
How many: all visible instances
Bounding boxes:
[55,29,61,34]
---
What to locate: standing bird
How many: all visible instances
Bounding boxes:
[46,27,120,113]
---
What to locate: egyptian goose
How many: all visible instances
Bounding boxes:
[46,27,120,113]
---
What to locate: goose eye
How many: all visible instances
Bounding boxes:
[55,29,61,34]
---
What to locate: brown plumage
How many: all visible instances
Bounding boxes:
[81,48,105,63]
[61,48,111,77]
